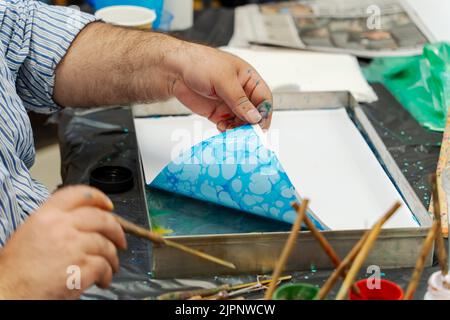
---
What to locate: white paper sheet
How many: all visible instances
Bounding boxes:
[221,47,378,103]
[262,109,417,230]
[135,109,418,230]
[135,115,217,184]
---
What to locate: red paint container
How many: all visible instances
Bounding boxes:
[349,279,404,300]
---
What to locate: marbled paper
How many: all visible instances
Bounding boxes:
[150,124,326,229]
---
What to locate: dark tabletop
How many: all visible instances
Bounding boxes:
[56,8,442,299]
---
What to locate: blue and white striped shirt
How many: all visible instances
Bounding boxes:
[0,0,95,245]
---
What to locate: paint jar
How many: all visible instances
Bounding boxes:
[273,283,319,300]
[90,0,163,28]
[95,5,156,30]
[424,271,450,300]
[349,279,403,300]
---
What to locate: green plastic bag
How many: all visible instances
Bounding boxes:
[363,42,450,131]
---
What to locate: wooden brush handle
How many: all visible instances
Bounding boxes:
[113,213,236,269]
[292,202,360,295]
[113,214,165,244]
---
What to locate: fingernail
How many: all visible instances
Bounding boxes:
[246,108,262,123]
[257,100,272,119]
[217,121,227,131]
[259,120,268,131]
[107,198,114,211]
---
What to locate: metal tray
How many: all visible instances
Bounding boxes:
[135,91,433,278]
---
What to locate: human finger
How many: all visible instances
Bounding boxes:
[44,185,114,212]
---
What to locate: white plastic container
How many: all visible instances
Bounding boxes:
[424,271,450,300]
[163,0,193,30]
[95,5,156,29]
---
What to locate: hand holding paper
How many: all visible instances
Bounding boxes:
[171,43,274,130]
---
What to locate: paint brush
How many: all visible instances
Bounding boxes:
[404,220,439,300]
[157,276,292,300]
[441,167,450,274]
[220,276,293,299]
[335,202,401,300]
[291,202,360,296]
[157,285,230,300]
[264,199,309,300]
[203,284,264,300]
[230,275,292,291]
[430,174,449,276]
[113,214,236,270]
[316,230,370,300]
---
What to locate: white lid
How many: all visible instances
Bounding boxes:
[95,5,156,27]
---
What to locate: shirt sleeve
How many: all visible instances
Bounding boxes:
[0,165,21,246]
[0,0,97,113]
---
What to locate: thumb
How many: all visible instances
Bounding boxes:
[215,79,262,124]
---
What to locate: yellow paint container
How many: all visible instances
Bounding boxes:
[95,5,156,30]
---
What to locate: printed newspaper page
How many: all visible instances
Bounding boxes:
[240,0,429,57]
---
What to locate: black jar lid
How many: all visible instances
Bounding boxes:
[89,165,134,194]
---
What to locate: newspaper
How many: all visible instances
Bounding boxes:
[237,0,430,57]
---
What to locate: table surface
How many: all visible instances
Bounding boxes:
[58,8,443,300]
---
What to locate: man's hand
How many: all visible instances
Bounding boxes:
[0,186,126,299]
[54,23,273,131]
[169,43,273,131]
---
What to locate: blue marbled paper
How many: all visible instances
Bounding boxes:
[150,125,326,229]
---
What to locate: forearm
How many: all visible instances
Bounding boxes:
[53,22,186,107]
[54,20,273,130]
